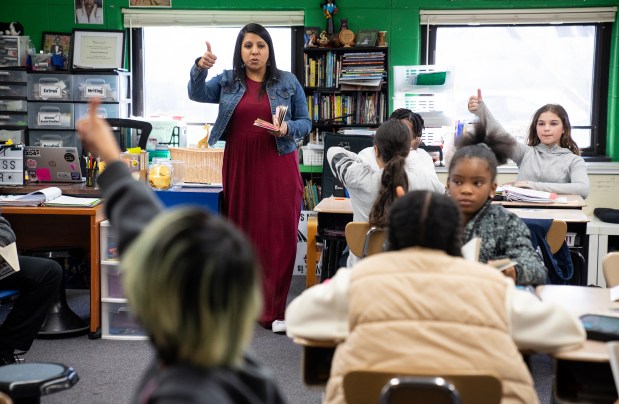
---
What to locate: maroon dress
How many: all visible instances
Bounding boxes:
[222,78,303,327]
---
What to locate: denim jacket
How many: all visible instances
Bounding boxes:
[188,66,311,155]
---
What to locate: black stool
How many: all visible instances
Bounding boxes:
[26,250,88,336]
[0,363,79,404]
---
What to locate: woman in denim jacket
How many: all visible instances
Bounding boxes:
[188,23,311,333]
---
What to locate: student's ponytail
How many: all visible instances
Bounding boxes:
[370,154,409,227]
[368,119,411,228]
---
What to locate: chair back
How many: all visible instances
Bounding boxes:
[546,219,567,255]
[380,376,461,404]
[345,222,386,258]
[105,118,153,151]
[343,370,502,404]
[603,252,619,287]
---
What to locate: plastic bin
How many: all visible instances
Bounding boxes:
[27,73,72,101]
[28,102,74,129]
[101,300,147,340]
[73,73,129,102]
[0,83,26,97]
[101,264,124,299]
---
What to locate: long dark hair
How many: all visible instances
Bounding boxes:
[231,23,279,97]
[449,121,515,183]
[527,104,580,156]
[388,191,462,257]
[369,119,411,228]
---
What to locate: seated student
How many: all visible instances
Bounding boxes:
[359,108,445,193]
[286,190,585,404]
[468,89,589,198]
[76,100,285,404]
[327,118,411,267]
[0,221,62,365]
[448,120,548,285]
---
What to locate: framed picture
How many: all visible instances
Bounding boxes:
[41,32,72,58]
[71,29,125,70]
[356,30,378,47]
[304,26,320,48]
[129,0,172,7]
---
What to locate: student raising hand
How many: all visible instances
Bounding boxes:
[468,88,482,112]
[75,98,121,163]
[196,41,217,70]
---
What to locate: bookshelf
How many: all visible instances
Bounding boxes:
[300,46,388,208]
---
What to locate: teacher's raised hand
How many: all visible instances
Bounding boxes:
[198,41,217,70]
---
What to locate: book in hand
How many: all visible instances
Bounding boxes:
[253,105,288,132]
[502,185,567,204]
[0,187,101,207]
[461,237,516,271]
[0,242,20,281]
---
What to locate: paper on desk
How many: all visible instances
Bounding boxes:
[610,285,619,302]
[0,242,20,281]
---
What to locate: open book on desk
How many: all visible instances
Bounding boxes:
[461,237,517,272]
[0,187,101,207]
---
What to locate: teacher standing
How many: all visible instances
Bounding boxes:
[188,23,311,333]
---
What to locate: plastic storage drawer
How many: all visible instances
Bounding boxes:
[0,99,27,112]
[28,130,79,147]
[101,263,124,299]
[73,74,127,102]
[101,300,147,340]
[0,129,25,143]
[0,112,27,127]
[0,69,26,82]
[74,102,121,121]
[100,220,119,261]
[28,74,73,101]
[0,83,26,98]
[28,102,74,129]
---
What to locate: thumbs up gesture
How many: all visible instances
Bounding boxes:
[468,88,483,112]
[198,41,218,70]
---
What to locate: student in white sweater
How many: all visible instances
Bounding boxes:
[358,108,445,193]
[327,118,411,267]
[468,89,589,198]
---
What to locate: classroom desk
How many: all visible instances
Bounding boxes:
[587,217,619,287]
[1,205,106,339]
[537,285,618,402]
[310,197,353,285]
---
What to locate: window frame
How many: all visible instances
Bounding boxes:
[421,22,612,160]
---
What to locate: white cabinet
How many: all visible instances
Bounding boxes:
[587,217,619,287]
[99,220,147,340]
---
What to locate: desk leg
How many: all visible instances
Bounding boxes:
[89,217,101,339]
[599,235,609,288]
[306,216,318,288]
[587,235,600,286]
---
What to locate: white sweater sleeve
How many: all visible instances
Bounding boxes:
[285,269,351,341]
[507,287,586,353]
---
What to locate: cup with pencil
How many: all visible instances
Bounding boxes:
[85,153,99,187]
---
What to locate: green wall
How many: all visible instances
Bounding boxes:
[2,0,618,160]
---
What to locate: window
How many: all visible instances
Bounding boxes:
[421,8,614,159]
[138,26,291,144]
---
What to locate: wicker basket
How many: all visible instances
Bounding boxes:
[301,146,324,166]
[168,147,224,183]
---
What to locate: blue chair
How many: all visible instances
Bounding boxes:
[0,363,79,404]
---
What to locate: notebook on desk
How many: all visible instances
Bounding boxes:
[24,146,83,183]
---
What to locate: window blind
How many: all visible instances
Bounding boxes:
[420,7,616,25]
[122,9,304,28]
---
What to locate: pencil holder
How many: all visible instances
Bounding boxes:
[86,168,99,187]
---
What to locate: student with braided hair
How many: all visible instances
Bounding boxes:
[327,118,411,267]
[286,189,585,404]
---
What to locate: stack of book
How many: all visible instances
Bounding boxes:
[339,52,386,90]
[502,185,567,204]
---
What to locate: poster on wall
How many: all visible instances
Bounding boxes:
[71,29,125,70]
[129,0,172,7]
[75,0,104,25]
